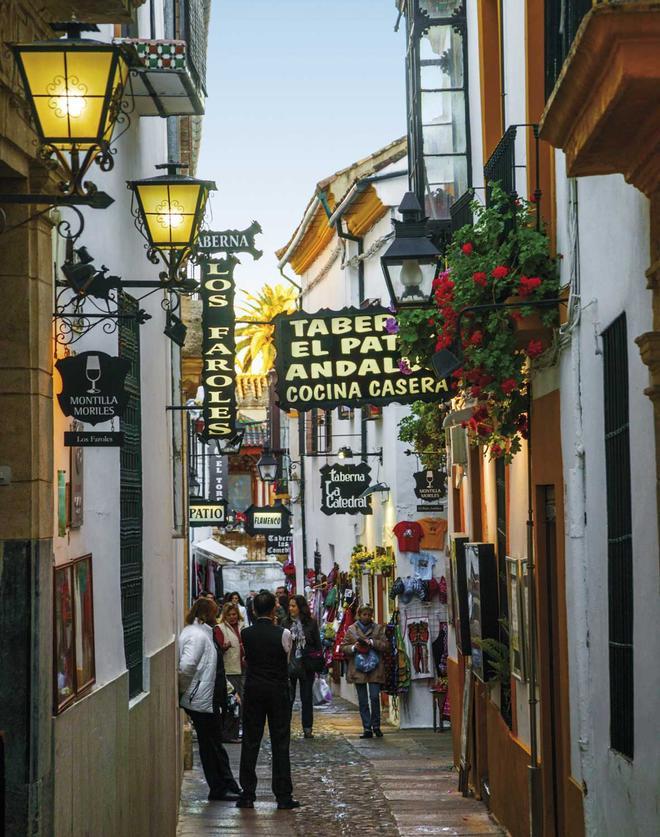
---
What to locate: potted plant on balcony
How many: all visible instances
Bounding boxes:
[397,183,560,462]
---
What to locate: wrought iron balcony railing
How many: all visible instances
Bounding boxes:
[449,189,473,232]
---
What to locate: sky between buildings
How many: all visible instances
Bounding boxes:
[197,0,406,302]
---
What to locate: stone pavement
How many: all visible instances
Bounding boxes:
[177,695,507,836]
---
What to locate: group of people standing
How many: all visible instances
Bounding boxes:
[177,586,387,810]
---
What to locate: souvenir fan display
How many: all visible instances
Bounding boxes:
[405,617,433,679]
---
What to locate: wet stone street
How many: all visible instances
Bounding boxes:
[177,696,507,836]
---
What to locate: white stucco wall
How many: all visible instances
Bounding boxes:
[557,163,658,836]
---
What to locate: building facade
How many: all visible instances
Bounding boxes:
[0,1,211,833]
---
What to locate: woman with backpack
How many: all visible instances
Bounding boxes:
[282,595,323,738]
[341,604,389,739]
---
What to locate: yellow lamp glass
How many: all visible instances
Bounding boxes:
[12,40,129,150]
[135,181,209,249]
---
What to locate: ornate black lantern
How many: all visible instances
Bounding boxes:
[381,193,440,309]
[257,447,278,483]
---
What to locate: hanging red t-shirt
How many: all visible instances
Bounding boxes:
[393,521,424,553]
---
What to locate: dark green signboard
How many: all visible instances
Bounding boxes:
[273,305,450,412]
[200,257,237,441]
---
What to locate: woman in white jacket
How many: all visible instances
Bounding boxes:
[178,598,241,801]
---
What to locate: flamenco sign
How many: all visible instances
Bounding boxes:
[200,257,237,441]
[273,306,449,412]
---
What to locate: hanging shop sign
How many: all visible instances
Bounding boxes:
[56,351,130,425]
[320,462,372,516]
[273,306,450,412]
[244,504,292,537]
[200,257,237,442]
[416,503,445,513]
[63,430,124,447]
[266,533,293,556]
[208,454,229,504]
[189,499,228,528]
[413,469,446,503]
[197,220,263,260]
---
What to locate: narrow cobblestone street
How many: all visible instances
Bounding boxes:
[177,697,507,836]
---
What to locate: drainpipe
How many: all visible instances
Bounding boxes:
[335,218,364,303]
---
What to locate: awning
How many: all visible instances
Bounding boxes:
[193,538,246,564]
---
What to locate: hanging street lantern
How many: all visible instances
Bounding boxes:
[381,192,440,310]
[257,447,278,483]
[9,23,133,198]
[127,162,216,285]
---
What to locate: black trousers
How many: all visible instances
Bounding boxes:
[185,709,238,795]
[289,671,314,730]
[239,680,293,802]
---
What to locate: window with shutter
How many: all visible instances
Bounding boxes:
[602,313,634,759]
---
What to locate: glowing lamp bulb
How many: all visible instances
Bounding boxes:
[49,76,87,120]
[156,200,185,230]
[400,259,423,296]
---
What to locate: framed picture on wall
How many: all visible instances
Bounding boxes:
[464,542,499,682]
[53,555,96,714]
[450,534,471,654]
[506,557,525,681]
[519,558,531,682]
[54,564,75,712]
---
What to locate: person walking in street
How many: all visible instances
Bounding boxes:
[283,595,322,739]
[274,587,289,625]
[237,591,300,810]
[178,598,242,801]
[226,591,248,623]
[218,602,244,743]
[341,604,388,739]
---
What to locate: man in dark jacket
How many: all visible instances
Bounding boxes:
[237,591,300,810]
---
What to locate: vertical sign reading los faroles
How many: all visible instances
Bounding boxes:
[200,257,237,441]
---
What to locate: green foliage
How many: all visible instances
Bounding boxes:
[396,182,560,462]
[397,402,447,474]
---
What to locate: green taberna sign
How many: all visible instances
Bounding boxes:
[273,306,450,412]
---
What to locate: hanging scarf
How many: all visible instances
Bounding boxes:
[290,618,306,658]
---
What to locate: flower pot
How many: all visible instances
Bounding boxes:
[381,565,393,578]
[505,295,556,348]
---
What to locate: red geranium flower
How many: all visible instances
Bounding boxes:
[527,339,544,358]
[470,385,481,398]
[501,378,517,395]
[473,406,489,422]
[519,275,542,297]
[477,422,492,438]
[472,271,488,287]
[491,265,509,279]
[470,330,483,346]
[491,443,503,458]
[461,242,474,255]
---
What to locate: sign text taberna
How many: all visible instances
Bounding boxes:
[273,306,450,412]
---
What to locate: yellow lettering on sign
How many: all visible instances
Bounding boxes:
[291,341,309,358]
[331,317,352,334]
[310,361,333,380]
[357,358,380,375]
[291,319,310,338]
[307,319,329,337]
[206,374,233,388]
[336,360,357,377]
[286,364,308,381]
[206,341,232,356]
[340,337,360,354]
[205,359,232,372]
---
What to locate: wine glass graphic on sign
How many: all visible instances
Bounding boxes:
[85,355,101,394]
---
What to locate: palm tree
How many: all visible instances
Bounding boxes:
[235,284,298,372]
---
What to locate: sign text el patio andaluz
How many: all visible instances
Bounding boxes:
[273,306,450,412]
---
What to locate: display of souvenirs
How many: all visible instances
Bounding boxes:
[408,550,436,580]
[418,517,448,550]
[405,617,433,679]
[393,521,424,552]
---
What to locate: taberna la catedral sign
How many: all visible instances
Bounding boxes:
[56,351,130,425]
[320,462,372,516]
[244,503,292,537]
[189,499,228,528]
[273,305,450,412]
[200,257,237,442]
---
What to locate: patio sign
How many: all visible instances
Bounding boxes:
[273,306,450,412]
[189,499,227,528]
[200,257,237,442]
[413,469,446,504]
[320,462,372,516]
